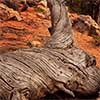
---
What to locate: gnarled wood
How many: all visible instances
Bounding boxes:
[46,0,73,49]
[0,0,100,100]
[0,47,100,100]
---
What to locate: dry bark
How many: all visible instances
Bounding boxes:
[46,0,73,49]
[0,0,100,100]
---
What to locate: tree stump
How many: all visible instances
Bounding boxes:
[0,0,100,100]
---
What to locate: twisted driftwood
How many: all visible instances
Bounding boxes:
[0,0,100,100]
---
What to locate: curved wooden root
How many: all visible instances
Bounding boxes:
[45,0,73,49]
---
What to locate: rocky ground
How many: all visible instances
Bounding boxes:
[0,6,50,52]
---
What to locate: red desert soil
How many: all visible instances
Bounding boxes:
[0,7,100,67]
[0,7,50,52]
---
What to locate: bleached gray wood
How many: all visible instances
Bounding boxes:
[45,0,73,49]
[0,0,100,100]
[0,47,100,100]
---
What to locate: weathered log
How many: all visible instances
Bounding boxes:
[0,0,100,100]
[0,47,100,100]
